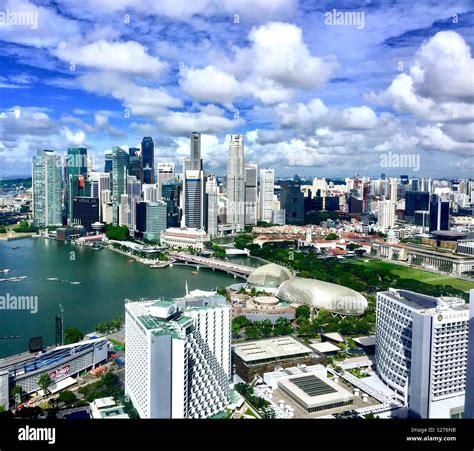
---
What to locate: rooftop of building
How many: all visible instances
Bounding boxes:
[232,337,312,363]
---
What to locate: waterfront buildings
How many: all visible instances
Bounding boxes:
[32,149,63,227]
[161,179,182,228]
[135,200,167,241]
[375,289,470,418]
[141,137,155,184]
[125,299,230,418]
[128,147,143,183]
[259,168,275,223]
[160,227,209,251]
[227,135,245,230]
[72,196,99,230]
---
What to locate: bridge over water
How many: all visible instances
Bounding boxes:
[170,252,253,278]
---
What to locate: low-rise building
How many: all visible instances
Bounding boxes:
[160,227,209,251]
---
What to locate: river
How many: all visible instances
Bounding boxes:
[0,238,261,358]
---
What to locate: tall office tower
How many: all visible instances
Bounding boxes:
[125,299,230,418]
[206,175,219,237]
[142,184,159,203]
[259,168,274,223]
[389,178,398,203]
[32,149,63,227]
[280,180,304,225]
[119,194,129,227]
[112,147,129,225]
[65,147,89,224]
[161,179,182,228]
[405,191,429,218]
[244,164,257,226]
[190,132,202,171]
[157,163,175,197]
[375,289,470,418]
[464,290,474,418]
[135,200,167,241]
[101,189,112,224]
[126,175,142,231]
[227,135,245,229]
[378,200,396,230]
[141,137,155,184]
[104,150,113,173]
[89,172,110,223]
[429,194,450,232]
[184,133,205,229]
[128,147,143,183]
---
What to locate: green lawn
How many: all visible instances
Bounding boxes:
[349,259,474,292]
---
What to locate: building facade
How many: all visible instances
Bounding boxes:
[227,135,245,230]
[259,169,274,223]
[375,289,470,418]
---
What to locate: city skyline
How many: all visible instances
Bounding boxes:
[0,0,473,178]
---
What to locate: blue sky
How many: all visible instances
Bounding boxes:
[0,0,473,178]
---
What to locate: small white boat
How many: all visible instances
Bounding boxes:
[1,269,10,273]
[46,277,58,281]
[70,281,81,285]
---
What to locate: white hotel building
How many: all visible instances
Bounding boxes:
[160,227,209,251]
[125,296,231,418]
[375,289,470,418]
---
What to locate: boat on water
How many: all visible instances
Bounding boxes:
[11,246,19,250]
[70,281,82,285]
[0,276,27,282]
[127,259,135,263]
[1,269,10,273]
[46,277,58,281]
[191,271,199,275]
[150,262,169,269]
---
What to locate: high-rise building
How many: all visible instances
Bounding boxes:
[190,132,202,171]
[125,297,230,418]
[135,200,167,241]
[464,290,474,418]
[206,175,219,237]
[375,289,470,418]
[280,180,304,225]
[405,191,429,217]
[157,163,175,197]
[32,149,63,227]
[378,199,396,230]
[184,133,205,230]
[128,147,143,183]
[89,172,110,223]
[259,169,274,223]
[104,150,113,174]
[244,164,257,226]
[161,179,182,228]
[112,147,129,226]
[227,135,245,230]
[72,196,99,230]
[141,137,155,184]
[389,178,398,203]
[65,147,89,225]
[429,194,450,232]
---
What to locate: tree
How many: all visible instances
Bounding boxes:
[38,374,52,395]
[58,390,76,405]
[234,234,254,249]
[64,327,83,345]
[295,305,311,321]
[0,226,6,234]
[325,233,338,240]
[274,317,293,336]
[105,225,129,241]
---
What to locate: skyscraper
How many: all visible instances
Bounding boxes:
[125,297,230,418]
[429,194,450,232]
[206,175,219,237]
[161,179,182,228]
[280,180,304,225]
[135,200,167,241]
[112,147,129,226]
[104,150,113,173]
[128,147,143,183]
[141,137,155,184]
[157,163,175,197]
[65,147,89,225]
[227,135,245,230]
[190,132,202,171]
[375,289,470,418]
[184,133,205,229]
[259,168,274,223]
[405,191,429,217]
[32,149,63,227]
[389,177,398,204]
[244,164,257,226]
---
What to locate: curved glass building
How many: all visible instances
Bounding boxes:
[247,263,292,293]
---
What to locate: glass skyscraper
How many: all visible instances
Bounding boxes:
[32,149,63,227]
[141,137,154,184]
[112,147,129,225]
